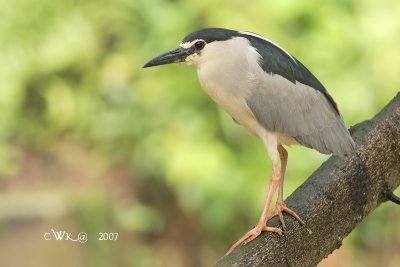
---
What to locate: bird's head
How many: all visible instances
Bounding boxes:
[143,28,239,68]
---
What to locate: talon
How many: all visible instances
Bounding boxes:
[225,224,282,255]
[270,202,305,227]
[225,146,303,256]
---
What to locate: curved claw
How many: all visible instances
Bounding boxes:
[270,202,305,230]
[225,225,282,256]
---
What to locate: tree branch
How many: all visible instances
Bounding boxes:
[215,92,400,267]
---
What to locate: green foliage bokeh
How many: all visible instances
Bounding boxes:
[0,0,399,266]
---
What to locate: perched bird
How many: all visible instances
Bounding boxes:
[143,28,355,255]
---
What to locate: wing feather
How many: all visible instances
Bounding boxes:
[241,33,355,155]
[247,75,355,156]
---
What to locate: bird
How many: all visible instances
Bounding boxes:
[143,28,355,255]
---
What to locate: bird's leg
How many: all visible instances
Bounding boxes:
[270,145,305,229]
[226,163,283,255]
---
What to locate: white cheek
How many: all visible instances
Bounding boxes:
[185,53,200,65]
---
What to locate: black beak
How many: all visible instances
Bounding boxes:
[143,47,195,68]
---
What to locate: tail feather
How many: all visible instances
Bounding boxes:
[294,116,355,157]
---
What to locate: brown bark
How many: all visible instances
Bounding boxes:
[215,92,400,267]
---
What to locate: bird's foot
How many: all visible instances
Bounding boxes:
[270,201,305,231]
[225,224,282,255]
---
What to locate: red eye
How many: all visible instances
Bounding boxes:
[194,40,205,50]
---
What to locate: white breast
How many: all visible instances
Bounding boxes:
[194,37,263,136]
[194,37,298,146]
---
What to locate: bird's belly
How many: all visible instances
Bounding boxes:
[197,74,298,146]
[198,77,265,136]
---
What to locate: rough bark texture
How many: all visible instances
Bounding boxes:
[215,92,400,267]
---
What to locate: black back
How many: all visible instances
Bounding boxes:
[182,28,339,114]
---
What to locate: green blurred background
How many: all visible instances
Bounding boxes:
[0,0,399,266]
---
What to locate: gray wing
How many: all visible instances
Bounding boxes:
[247,75,355,156]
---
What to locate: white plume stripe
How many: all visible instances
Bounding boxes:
[179,41,191,48]
[180,39,202,49]
[239,31,297,64]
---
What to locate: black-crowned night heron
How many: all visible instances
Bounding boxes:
[143,28,355,254]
